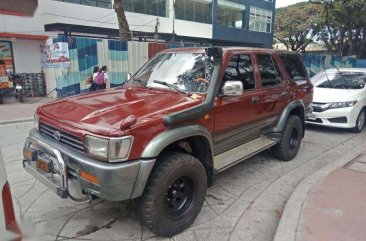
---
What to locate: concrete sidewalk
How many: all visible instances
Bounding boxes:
[0,96,53,125]
[274,146,366,241]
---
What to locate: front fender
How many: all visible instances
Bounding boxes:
[141,125,214,159]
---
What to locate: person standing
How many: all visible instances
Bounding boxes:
[100,65,110,89]
[89,66,99,91]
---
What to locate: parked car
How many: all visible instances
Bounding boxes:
[1,150,21,241]
[22,47,313,236]
[307,68,366,132]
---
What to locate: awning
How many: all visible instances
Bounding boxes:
[0,32,48,40]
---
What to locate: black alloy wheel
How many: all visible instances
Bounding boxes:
[164,176,195,219]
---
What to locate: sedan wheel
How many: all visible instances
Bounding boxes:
[353,109,366,133]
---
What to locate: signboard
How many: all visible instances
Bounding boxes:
[0,41,14,88]
[41,42,70,68]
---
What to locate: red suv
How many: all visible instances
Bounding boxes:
[23,47,313,236]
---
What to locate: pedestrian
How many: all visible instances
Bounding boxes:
[89,66,99,91]
[100,65,109,89]
[93,66,109,90]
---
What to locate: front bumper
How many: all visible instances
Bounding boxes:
[23,129,155,201]
[306,106,358,129]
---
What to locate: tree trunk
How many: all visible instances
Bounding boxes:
[113,0,131,41]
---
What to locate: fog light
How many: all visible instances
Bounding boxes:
[23,147,37,162]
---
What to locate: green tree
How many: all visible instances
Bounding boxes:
[113,0,131,41]
[274,2,323,52]
[313,0,366,57]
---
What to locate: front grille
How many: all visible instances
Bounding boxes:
[307,118,323,123]
[312,102,328,113]
[39,123,85,153]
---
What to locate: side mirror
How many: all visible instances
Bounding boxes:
[222,81,244,96]
[127,73,132,81]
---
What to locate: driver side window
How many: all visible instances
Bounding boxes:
[223,54,256,91]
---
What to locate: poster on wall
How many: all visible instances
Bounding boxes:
[0,41,14,88]
[41,42,70,68]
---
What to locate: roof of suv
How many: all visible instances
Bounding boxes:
[161,47,298,55]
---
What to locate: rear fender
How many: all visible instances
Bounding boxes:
[270,100,305,141]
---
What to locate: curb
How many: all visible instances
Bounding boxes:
[273,143,366,241]
[0,118,33,125]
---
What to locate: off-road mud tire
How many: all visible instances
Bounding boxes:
[273,115,302,162]
[134,152,207,236]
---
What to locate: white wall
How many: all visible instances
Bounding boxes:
[0,0,212,39]
[12,39,42,73]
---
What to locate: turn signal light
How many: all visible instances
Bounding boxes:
[80,170,100,185]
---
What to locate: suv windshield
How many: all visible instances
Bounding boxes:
[129,52,214,93]
[316,72,366,89]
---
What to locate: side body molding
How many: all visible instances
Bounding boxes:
[271,100,305,134]
[141,125,214,159]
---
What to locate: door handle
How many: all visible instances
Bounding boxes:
[251,96,260,103]
[281,91,288,97]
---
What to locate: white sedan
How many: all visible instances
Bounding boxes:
[306,68,366,132]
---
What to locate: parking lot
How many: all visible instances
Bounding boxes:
[1,122,366,241]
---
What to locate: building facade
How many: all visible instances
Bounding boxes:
[0,0,275,97]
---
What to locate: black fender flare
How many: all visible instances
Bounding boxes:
[270,100,305,140]
[141,125,214,159]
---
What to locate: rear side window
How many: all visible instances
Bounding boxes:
[223,54,256,90]
[257,54,282,87]
[278,53,308,82]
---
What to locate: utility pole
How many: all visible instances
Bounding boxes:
[154,18,160,43]
[171,0,176,42]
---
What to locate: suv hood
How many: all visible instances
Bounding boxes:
[313,87,363,103]
[38,86,201,135]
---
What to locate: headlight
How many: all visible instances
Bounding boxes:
[34,114,40,130]
[85,135,133,162]
[85,136,109,160]
[329,101,358,109]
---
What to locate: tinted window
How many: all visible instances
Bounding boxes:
[257,54,282,87]
[223,54,256,90]
[278,54,308,82]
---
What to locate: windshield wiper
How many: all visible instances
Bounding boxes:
[153,80,190,96]
[133,79,149,89]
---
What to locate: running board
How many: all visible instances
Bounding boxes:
[214,136,277,172]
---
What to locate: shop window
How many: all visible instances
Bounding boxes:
[249,6,273,33]
[175,0,212,24]
[123,0,168,17]
[0,41,14,88]
[55,0,112,9]
[217,0,246,29]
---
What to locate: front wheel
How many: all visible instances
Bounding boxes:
[352,109,365,133]
[134,152,207,237]
[273,115,303,162]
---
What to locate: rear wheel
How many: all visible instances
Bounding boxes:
[273,115,303,162]
[134,152,207,237]
[352,109,365,133]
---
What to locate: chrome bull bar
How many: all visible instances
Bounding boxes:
[23,135,69,198]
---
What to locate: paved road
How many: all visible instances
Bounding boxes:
[1,122,365,241]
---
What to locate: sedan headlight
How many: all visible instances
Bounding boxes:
[34,114,40,130]
[85,135,133,162]
[329,101,358,109]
